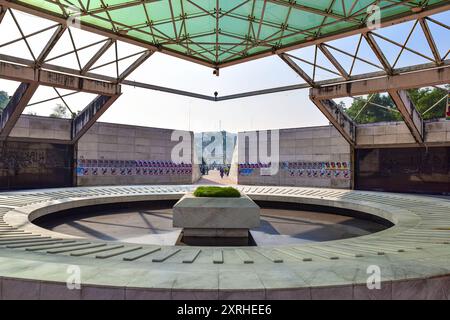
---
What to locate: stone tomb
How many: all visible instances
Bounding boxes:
[173,193,260,244]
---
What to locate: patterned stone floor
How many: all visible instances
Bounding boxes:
[194,169,237,185]
[0,185,449,299]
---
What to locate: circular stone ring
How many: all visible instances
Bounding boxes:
[0,185,449,300]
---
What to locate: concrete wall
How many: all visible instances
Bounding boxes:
[6,115,198,187]
[356,119,450,146]
[6,115,450,190]
[355,146,450,194]
[237,126,352,188]
[235,120,450,189]
[76,122,194,186]
[9,115,71,141]
[191,147,201,183]
[0,140,73,190]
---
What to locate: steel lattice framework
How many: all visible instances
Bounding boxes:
[1,0,449,67]
[0,0,449,147]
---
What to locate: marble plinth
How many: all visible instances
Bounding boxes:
[173,193,260,238]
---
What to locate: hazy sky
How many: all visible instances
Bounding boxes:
[0,8,448,133]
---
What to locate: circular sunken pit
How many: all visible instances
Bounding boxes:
[0,185,450,300]
[33,200,390,247]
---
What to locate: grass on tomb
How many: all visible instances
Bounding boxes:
[193,186,241,198]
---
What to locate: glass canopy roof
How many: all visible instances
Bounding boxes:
[7,0,450,66]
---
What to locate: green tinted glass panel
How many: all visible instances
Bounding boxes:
[13,0,449,66]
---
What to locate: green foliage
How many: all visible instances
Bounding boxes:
[344,93,401,124]
[0,91,10,111]
[344,87,449,124]
[49,104,69,118]
[407,86,448,120]
[193,186,240,198]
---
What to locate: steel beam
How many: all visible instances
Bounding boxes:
[363,32,392,75]
[71,94,121,143]
[388,90,424,144]
[218,62,450,101]
[0,60,120,95]
[0,53,447,103]
[310,65,450,99]
[309,97,356,146]
[81,39,115,75]
[3,0,448,69]
[0,0,215,68]
[85,0,160,16]
[279,53,315,87]
[267,0,354,22]
[117,50,153,82]
[216,83,310,101]
[0,5,6,23]
[220,3,450,68]
[318,44,349,80]
[121,80,215,101]
[419,18,441,65]
[0,82,38,138]
[40,67,119,95]
[0,53,214,100]
[35,25,66,66]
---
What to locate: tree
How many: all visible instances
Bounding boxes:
[344,86,449,123]
[344,93,402,124]
[49,104,69,118]
[0,91,10,112]
[407,86,449,120]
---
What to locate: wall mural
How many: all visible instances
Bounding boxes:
[238,161,351,179]
[0,147,67,169]
[0,141,73,190]
[76,159,192,176]
[356,147,449,194]
[238,163,271,176]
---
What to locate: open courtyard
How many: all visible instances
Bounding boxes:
[0,0,449,303]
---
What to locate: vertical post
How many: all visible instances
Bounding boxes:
[350,145,356,190]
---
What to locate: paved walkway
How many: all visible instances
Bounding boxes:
[195,169,237,185]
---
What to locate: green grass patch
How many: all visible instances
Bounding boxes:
[193,186,241,198]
